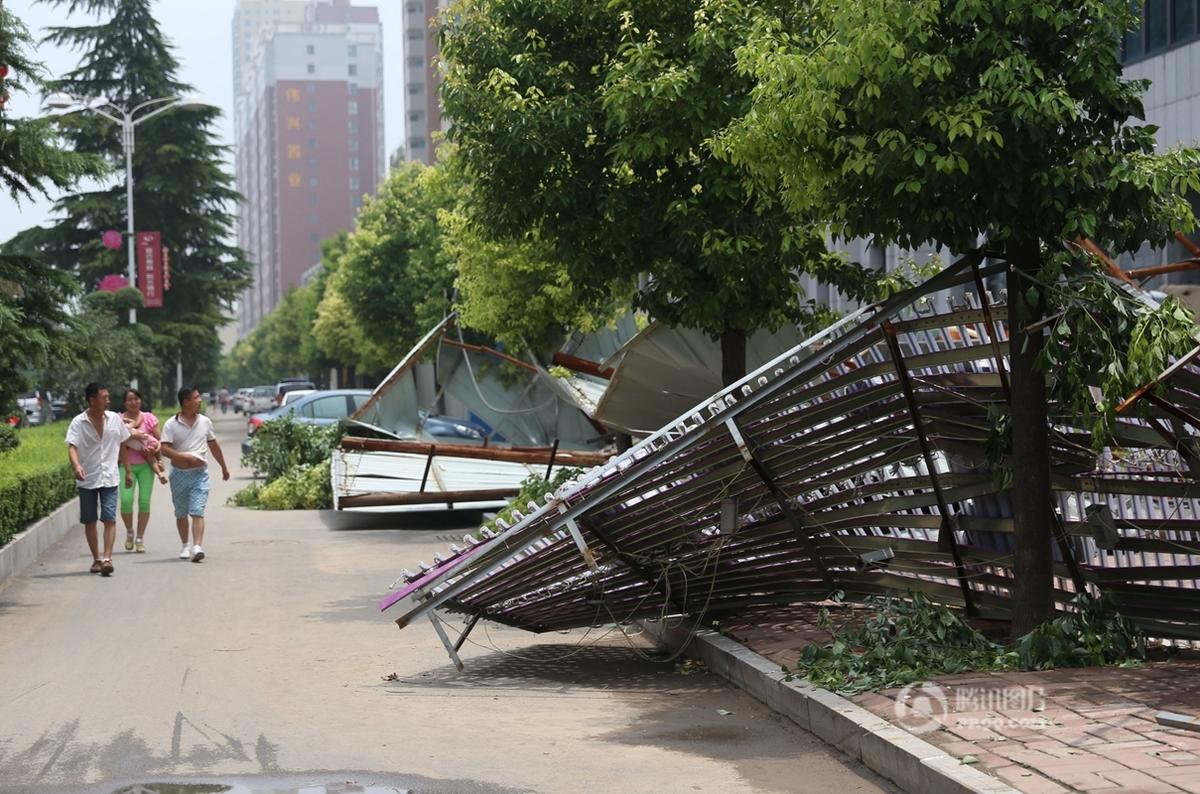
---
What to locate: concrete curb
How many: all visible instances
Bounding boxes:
[0,500,76,591]
[641,619,1019,794]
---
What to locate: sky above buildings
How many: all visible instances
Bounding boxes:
[1,0,406,244]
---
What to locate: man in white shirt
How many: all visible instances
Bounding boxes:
[160,386,230,563]
[66,382,140,576]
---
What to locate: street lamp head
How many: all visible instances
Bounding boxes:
[176,95,210,110]
[43,92,77,111]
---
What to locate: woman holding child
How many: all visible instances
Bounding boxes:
[119,388,168,553]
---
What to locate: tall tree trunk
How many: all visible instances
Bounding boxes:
[720,326,747,387]
[1007,239,1054,637]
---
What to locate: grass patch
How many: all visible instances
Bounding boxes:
[0,422,76,548]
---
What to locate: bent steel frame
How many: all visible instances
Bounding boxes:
[383,253,1200,650]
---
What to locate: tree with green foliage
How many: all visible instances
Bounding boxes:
[440,0,874,384]
[33,0,250,399]
[717,0,1200,634]
[308,230,385,385]
[0,3,104,413]
[337,162,458,363]
[446,208,632,352]
[224,284,320,387]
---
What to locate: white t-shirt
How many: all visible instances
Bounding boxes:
[161,413,216,468]
[65,410,132,489]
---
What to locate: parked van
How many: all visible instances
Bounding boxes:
[274,378,316,406]
[246,385,276,414]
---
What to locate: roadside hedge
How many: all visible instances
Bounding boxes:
[0,423,75,548]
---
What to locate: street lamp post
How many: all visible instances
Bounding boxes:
[44,93,204,325]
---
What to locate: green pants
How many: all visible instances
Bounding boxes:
[119,463,155,513]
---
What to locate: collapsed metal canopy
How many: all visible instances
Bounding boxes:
[383,252,1200,650]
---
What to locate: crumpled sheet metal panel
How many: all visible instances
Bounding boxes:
[386,255,1200,639]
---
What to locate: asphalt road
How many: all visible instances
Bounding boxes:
[0,413,897,794]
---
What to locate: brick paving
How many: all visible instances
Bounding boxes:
[723,604,1200,793]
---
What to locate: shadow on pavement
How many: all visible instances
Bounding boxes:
[387,641,726,694]
[317,510,485,532]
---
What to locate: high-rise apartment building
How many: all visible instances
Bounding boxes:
[233,0,384,336]
[402,0,447,165]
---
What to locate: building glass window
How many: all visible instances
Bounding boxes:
[407,83,424,95]
[309,176,319,187]
[349,176,360,191]
[348,119,359,133]
[1174,0,1197,41]
[1125,0,1200,60]
[306,82,316,93]
[410,137,426,149]
[407,29,424,40]
[408,111,424,123]
[306,64,315,74]
[349,138,359,151]
[407,56,424,68]
[350,157,359,171]
[348,100,358,115]
[1148,0,1170,49]
[348,44,358,57]
[348,63,358,76]
[306,44,315,55]
[307,101,317,113]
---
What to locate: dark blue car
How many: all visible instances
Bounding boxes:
[242,389,373,455]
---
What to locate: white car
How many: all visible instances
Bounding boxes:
[280,389,316,406]
[233,387,254,413]
[17,390,52,425]
[245,385,276,414]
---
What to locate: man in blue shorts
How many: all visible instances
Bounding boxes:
[160,387,231,563]
[66,382,136,576]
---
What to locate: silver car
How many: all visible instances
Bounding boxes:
[17,390,52,425]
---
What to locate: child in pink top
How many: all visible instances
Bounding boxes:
[119,388,167,552]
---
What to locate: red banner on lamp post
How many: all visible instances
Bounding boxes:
[135,231,163,308]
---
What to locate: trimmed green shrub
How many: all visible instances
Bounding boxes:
[0,423,74,548]
[257,460,331,510]
[0,424,19,454]
[241,415,339,483]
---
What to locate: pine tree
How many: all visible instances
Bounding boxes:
[36,0,250,397]
[0,2,103,412]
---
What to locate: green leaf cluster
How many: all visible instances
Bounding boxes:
[0,6,105,203]
[793,593,1009,693]
[1037,252,1200,443]
[789,592,1145,694]
[440,0,875,371]
[1013,593,1144,669]
[253,460,333,511]
[337,163,459,363]
[240,414,341,485]
[720,0,1200,254]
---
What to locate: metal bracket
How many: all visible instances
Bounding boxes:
[882,320,978,616]
[565,516,600,572]
[428,612,464,672]
[725,418,836,593]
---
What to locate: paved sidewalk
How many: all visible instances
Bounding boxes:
[722,605,1200,793]
[0,414,898,793]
